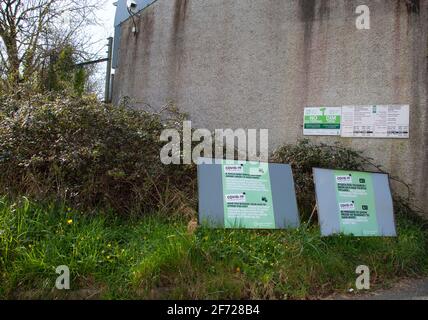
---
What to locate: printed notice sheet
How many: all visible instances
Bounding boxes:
[341,105,409,138]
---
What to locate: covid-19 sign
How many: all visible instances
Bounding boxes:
[198,159,300,229]
[313,168,397,237]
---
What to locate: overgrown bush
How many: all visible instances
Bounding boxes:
[270,139,424,222]
[0,91,195,216]
[0,90,423,223]
[270,140,367,217]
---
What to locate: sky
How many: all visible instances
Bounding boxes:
[85,1,117,96]
[89,1,117,59]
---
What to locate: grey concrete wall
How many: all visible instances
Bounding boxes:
[112,0,428,214]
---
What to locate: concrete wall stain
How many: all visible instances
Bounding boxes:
[113,0,428,214]
[299,0,316,109]
[168,0,188,100]
[408,0,427,209]
[405,0,420,14]
[139,7,155,51]
[173,0,188,33]
[318,0,330,22]
[393,0,402,103]
[424,0,428,204]
[139,7,155,96]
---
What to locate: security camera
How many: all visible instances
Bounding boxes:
[126,0,139,34]
[127,0,138,14]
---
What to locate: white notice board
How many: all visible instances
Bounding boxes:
[341,105,409,138]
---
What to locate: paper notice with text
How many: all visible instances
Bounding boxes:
[341,105,409,138]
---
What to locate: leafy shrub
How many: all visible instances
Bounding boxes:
[0,91,195,215]
[270,140,368,217]
[271,139,400,218]
[270,139,422,221]
[0,90,423,223]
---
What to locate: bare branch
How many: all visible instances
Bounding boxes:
[0,0,99,87]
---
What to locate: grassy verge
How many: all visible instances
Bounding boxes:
[0,197,427,299]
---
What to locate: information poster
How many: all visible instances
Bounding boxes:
[303,107,342,136]
[341,105,409,138]
[198,158,300,230]
[222,161,275,229]
[333,170,379,236]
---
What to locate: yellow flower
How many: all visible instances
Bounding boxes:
[67,219,73,225]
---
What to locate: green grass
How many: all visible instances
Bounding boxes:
[0,197,427,299]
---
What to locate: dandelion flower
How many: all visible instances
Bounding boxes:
[67,219,73,225]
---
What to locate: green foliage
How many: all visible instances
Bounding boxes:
[270,139,425,222]
[0,91,423,224]
[272,139,378,218]
[73,68,87,97]
[0,198,426,299]
[42,45,88,96]
[0,92,194,216]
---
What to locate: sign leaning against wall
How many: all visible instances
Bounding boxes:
[197,158,300,229]
[313,168,397,237]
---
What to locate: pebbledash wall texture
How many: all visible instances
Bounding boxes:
[112,0,428,215]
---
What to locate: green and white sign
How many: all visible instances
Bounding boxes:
[303,107,342,136]
[334,170,378,236]
[222,160,275,229]
[313,168,396,237]
[198,158,300,229]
